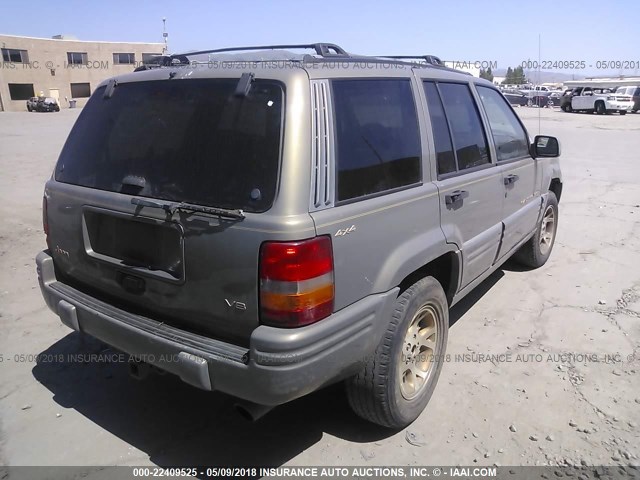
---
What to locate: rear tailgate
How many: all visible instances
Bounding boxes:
[45,77,287,344]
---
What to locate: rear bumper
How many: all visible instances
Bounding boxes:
[36,250,398,406]
[604,101,634,111]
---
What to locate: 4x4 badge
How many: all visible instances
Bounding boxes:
[335,225,356,237]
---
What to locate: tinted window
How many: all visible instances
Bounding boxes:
[438,83,490,170]
[56,79,283,212]
[423,81,456,175]
[332,80,421,201]
[477,86,530,162]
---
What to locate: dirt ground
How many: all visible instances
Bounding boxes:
[0,107,639,469]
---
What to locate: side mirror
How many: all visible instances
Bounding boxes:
[532,135,560,158]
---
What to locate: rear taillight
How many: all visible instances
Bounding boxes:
[42,196,49,236]
[259,236,334,327]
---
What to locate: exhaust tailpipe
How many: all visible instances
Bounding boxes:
[234,401,274,422]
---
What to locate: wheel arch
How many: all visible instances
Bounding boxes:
[398,251,460,306]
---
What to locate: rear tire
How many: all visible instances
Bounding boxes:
[620,110,627,115]
[345,277,448,428]
[514,192,558,269]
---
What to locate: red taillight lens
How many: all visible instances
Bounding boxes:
[260,236,334,327]
[42,196,49,236]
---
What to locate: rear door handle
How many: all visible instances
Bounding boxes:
[504,174,520,185]
[445,190,469,205]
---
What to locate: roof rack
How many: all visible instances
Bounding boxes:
[136,45,463,74]
[171,43,348,59]
[378,55,445,66]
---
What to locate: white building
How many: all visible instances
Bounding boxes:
[0,34,164,111]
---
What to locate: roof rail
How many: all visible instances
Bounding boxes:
[171,43,348,59]
[140,46,471,75]
[378,55,445,66]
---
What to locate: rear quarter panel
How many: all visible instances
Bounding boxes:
[311,185,448,311]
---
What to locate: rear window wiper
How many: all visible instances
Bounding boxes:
[172,202,245,220]
[131,198,245,220]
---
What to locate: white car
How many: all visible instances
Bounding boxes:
[570,86,633,115]
[615,86,640,113]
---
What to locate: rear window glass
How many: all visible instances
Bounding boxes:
[55,79,283,212]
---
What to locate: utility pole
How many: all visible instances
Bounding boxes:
[162,17,168,54]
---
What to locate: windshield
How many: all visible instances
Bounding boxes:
[55,78,283,212]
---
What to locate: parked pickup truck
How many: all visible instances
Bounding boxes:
[568,86,634,115]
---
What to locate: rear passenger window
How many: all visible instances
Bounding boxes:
[477,86,530,162]
[423,82,456,175]
[332,80,421,202]
[436,83,490,171]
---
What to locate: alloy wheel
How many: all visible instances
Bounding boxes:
[399,304,438,400]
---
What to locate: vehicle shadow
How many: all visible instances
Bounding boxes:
[32,269,505,468]
[449,269,505,327]
[32,333,387,468]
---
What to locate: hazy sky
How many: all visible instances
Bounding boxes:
[1,0,639,76]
